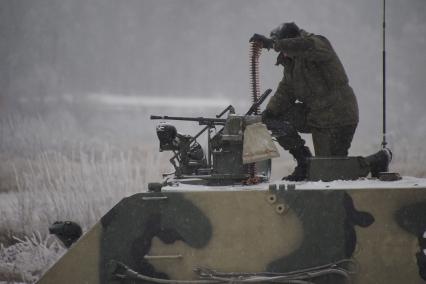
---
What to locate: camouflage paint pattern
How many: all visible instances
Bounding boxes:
[38,183,426,284]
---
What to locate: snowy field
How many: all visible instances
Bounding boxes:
[0,108,171,282]
[0,107,425,283]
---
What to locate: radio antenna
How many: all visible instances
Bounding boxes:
[381,0,387,148]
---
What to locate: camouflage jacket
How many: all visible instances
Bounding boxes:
[265,30,359,128]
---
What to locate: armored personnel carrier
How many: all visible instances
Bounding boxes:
[37,95,426,283]
[38,28,426,282]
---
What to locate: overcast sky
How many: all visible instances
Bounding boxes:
[1,0,425,149]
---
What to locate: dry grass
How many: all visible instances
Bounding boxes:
[0,112,171,237]
[0,232,65,283]
[0,146,170,238]
[0,113,171,282]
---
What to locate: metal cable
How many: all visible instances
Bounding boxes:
[196,259,358,278]
[110,261,222,284]
[111,259,357,284]
[195,259,357,283]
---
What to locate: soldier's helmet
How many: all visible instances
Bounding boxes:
[270,22,300,40]
[156,123,177,145]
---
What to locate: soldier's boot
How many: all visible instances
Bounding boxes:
[364,148,392,178]
[283,146,313,181]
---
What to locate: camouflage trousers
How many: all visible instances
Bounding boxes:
[274,104,357,156]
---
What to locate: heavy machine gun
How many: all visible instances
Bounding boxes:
[151,89,275,185]
[150,116,226,125]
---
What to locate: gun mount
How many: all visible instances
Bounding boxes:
[151,89,277,185]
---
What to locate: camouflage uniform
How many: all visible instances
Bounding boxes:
[265,30,358,156]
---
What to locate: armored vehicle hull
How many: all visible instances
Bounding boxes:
[38,177,426,284]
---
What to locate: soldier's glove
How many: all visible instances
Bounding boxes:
[249,34,274,50]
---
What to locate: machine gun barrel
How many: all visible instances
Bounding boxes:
[150,115,226,125]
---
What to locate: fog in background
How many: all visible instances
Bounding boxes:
[1,0,425,157]
[1,1,426,276]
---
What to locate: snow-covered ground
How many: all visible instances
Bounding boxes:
[0,233,65,283]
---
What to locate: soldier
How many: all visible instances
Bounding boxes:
[250,22,359,181]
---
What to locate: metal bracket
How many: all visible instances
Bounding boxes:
[144,254,183,260]
[142,196,168,201]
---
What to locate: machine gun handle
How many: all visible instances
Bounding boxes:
[216,105,235,118]
[246,89,272,115]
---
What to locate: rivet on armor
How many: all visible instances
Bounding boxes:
[266,194,277,204]
[275,203,288,215]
